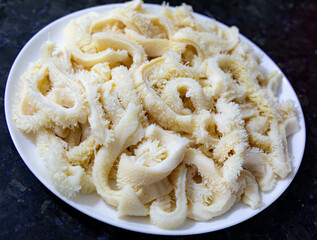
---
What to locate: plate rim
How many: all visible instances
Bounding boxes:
[4,3,306,235]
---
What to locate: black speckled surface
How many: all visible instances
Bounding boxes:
[1,0,316,239]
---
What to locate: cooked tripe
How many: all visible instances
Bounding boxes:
[13,0,299,229]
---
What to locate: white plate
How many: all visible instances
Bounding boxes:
[4,3,306,235]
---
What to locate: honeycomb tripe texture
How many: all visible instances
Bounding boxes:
[13,0,299,229]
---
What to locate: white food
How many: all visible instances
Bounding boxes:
[13,0,299,229]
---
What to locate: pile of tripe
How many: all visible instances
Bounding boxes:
[14,0,299,229]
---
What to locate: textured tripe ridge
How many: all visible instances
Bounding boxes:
[13,0,299,229]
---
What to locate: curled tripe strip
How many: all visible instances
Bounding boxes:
[237,169,261,209]
[13,0,299,230]
[243,147,275,191]
[116,124,189,187]
[92,102,144,207]
[93,32,147,68]
[14,42,88,132]
[184,148,236,221]
[134,55,194,132]
[125,29,170,57]
[64,17,129,68]
[75,70,112,146]
[170,26,239,67]
[149,164,188,229]
[36,129,95,197]
[134,52,222,148]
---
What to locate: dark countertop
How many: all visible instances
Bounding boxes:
[1,0,316,239]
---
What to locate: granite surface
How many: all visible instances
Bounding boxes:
[1,0,316,239]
